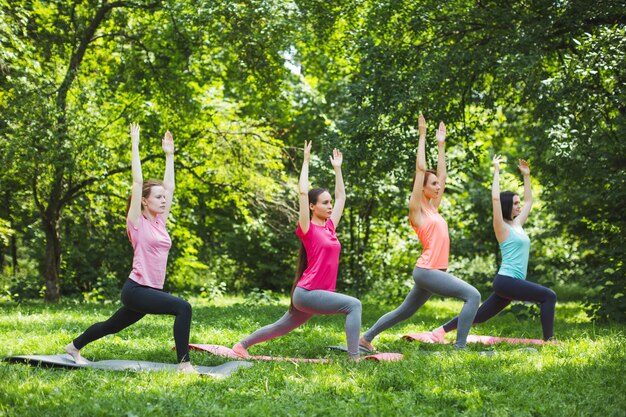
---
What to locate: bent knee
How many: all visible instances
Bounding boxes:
[545,289,557,304]
[176,299,193,316]
[348,298,362,313]
[467,288,481,305]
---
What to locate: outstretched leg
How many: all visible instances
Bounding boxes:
[362,272,433,345]
[441,292,511,333]
[69,304,145,363]
[237,308,313,351]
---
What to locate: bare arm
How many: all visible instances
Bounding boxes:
[408,113,427,227]
[298,141,312,235]
[515,159,532,226]
[492,155,509,243]
[127,123,143,227]
[161,130,175,222]
[329,148,345,227]
[432,121,447,208]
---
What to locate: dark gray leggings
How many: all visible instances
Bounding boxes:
[363,267,481,348]
[443,274,556,340]
[73,278,192,363]
[240,287,362,357]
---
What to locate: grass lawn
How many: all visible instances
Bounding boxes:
[0,296,624,416]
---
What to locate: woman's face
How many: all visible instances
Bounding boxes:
[142,186,167,215]
[511,194,521,218]
[423,173,441,199]
[310,191,333,220]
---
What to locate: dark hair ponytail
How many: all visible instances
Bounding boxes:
[500,191,516,221]
[289,187,328,310]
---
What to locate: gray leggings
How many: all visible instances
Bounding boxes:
[240,287,362,357]
[363,267,481,348]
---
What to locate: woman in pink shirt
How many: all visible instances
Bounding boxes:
[232,141,362,359]
[359,114,480,350]
[65,123,195,373]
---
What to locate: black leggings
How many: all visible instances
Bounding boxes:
[73,278,192,363]
[442,274,556,340]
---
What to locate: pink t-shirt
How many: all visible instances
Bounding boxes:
[127,214,172,289]
[295,218,341,291]
[411,205,450,270]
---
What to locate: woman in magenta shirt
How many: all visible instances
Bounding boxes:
[65,123,195,373]
[233,141,362,359]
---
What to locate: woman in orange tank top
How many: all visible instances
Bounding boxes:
[359,114,481,350]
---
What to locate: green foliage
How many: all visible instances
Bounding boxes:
[243,288,283,306]
[1,0,294,301]
[0,0,624,320]
[294,0,626,319]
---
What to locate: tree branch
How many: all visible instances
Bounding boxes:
[59,155,158,207]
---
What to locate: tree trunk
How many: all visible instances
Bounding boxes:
[10,233,17,273]
[43,216,61,302]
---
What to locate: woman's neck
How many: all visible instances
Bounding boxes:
[142,210,158,222]
[311,216,326,226]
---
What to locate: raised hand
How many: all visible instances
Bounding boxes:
[162,130,174,155]
[418,113,426,137]
[330,148,343,169]
[130,122,140,146]
[303,140,312,163]
[518,159,530,176]
[436,121,446,144]
[492,154,504,170]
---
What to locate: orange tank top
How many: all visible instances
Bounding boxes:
[410,205,450,270]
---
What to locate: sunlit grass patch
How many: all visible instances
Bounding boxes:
[0,297,624,417]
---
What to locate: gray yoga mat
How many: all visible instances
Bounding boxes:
[3,354,252,377]
[325,345,373,354]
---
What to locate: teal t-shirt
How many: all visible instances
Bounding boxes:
[498,224,530,279]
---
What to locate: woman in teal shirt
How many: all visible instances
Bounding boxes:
[430,155,556,341]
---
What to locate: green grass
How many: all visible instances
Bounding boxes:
[0,296,624,417]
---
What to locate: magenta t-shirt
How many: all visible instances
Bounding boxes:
[295,218,341,291]
[126,214,172,289]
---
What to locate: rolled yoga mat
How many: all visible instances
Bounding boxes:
[3,354,252,377]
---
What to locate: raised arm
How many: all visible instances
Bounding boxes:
[491,155,509,243]
[432,121,447,208]
[127,123,143,227]
[408,113,427,227]
[515,159,532,226]
[329,148,345,227]
[298,141,312,234]
[161,130,175,221]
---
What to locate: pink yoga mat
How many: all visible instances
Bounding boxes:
[362,352,404,362]
[402,332,450,344]
[403,332,556,346]
[189,344,404,362]
[189,344,331,363]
